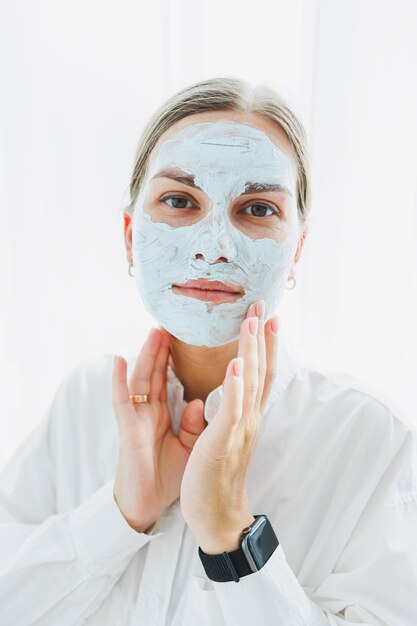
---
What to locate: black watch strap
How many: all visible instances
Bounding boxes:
[198,515,279,583]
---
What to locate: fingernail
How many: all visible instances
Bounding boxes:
[148,328,158,342]
[233,357,244,377]
[256,300,265,320]
[271,316,279,334]
[249,317,258,336]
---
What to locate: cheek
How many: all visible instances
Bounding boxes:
[135,212,195,269]
[233,219,290,244]
[167,245,181,263]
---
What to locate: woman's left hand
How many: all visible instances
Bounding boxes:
[180,299,280,553]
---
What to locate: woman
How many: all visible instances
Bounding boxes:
[0,77,416,626]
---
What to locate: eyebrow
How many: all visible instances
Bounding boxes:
[150,167,293,198]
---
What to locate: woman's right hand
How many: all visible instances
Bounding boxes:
[112,327,207,534]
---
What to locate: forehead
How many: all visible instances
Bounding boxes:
[147,112,297,183]
[148,116,296,195]
[151,110,295,160]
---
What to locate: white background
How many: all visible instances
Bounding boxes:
[1,0,416,466]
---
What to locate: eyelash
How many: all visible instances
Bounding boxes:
[159,194,281,218]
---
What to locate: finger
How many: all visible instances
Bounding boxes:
[112,356,144,431]
[112,355,131,410]
[162,351,175,405]
[160,354,168,405]
[246,302,256,318]
[178,398,206,454]
[208,358,244,457]
[254,300,266,412]
[128,327,162,401]
[260,315,279,415]
[150,327,172,401]
[237,316,259,423]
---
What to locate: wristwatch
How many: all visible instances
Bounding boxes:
[198,515,279,583]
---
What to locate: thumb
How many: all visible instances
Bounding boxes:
[178,399,206,454]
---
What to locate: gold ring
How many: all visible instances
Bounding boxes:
[129,394,149,404]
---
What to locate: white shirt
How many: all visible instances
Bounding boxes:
[1,332,417,626]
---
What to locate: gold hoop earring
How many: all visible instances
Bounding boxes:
[286,276,296,290]
[128,263,134,277]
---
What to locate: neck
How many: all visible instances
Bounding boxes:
[168,335,239,403]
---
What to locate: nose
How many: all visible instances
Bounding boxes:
[191,228,238,264]
[189,209,238,264]
[194,252,229,264]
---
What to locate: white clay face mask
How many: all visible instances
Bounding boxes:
[131,120,300,347]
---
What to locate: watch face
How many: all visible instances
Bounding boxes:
[243,515,279,571]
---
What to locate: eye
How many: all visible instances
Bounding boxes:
[239,203,280,218]
[160,194,195,209]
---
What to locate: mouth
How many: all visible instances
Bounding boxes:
[172,279,245,303]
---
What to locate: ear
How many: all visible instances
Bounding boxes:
[123,212,133,264]
[288,225,309,277]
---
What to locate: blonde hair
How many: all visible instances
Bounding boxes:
[125,77,311,225]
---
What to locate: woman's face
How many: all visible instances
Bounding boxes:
[130,111,304,347]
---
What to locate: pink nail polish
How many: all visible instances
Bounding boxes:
[271,317,279,334]
[256,300,265,319]
[233,358,244,377]
[249,317,258,336]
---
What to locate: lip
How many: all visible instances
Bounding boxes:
[172,279,244,303]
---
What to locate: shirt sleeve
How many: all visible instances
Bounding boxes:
[194,425,417,626]
[0,368,163,626]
